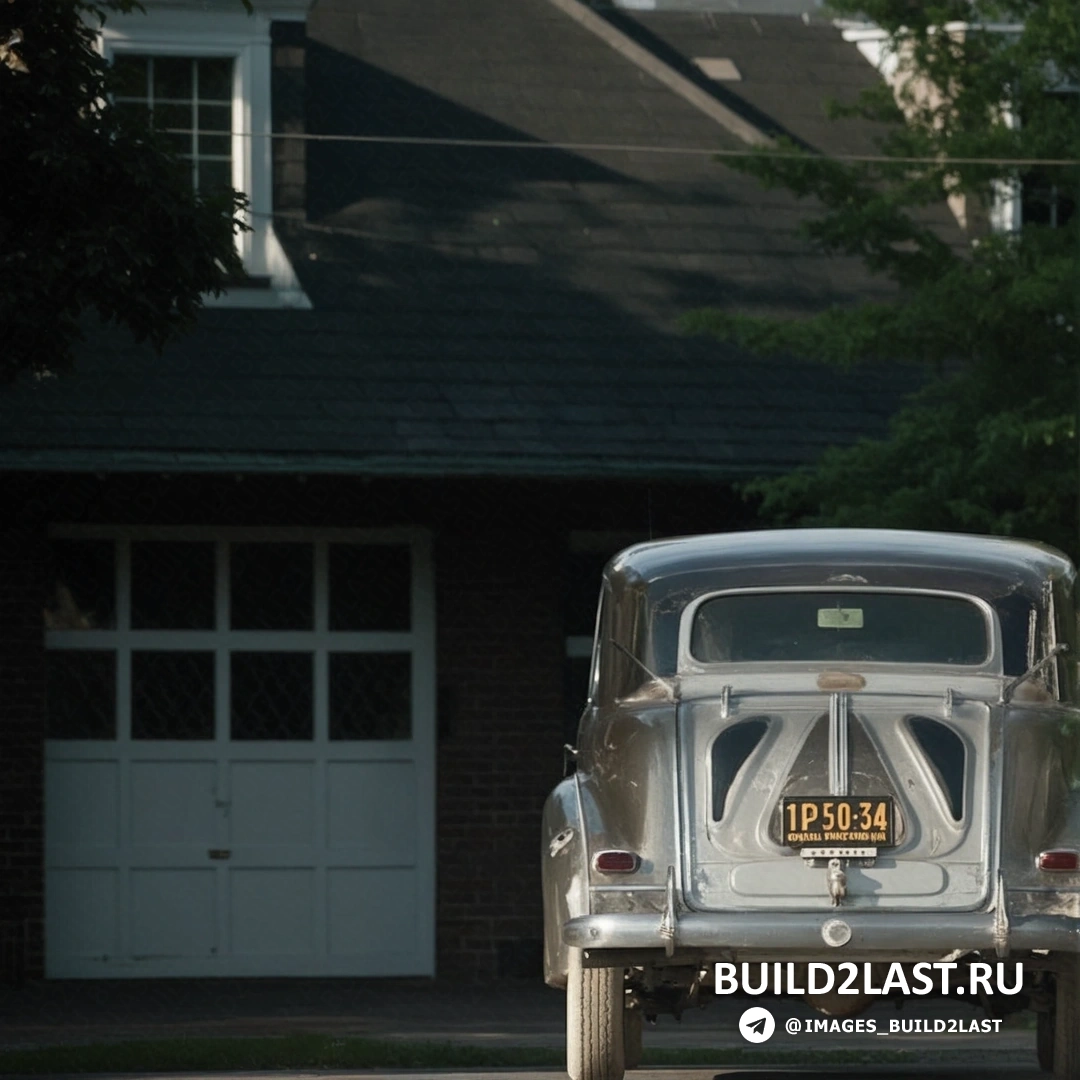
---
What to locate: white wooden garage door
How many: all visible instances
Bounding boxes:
[43,527,435,978]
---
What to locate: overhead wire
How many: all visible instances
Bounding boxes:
[164,129,1080,168]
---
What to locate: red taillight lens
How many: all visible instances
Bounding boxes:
[594,850,640,873]
[1037,850,1080,871]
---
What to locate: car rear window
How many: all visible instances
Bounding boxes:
[691,591,989,666]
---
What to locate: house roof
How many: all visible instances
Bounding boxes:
[0,0,927,480]
[607,8,890,154]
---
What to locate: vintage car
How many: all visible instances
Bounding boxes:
[542,529,1080,1080]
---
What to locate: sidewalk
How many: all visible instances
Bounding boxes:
[0,978,563,1050]
[0,977,1040,1067]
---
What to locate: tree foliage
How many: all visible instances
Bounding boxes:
[0,1,248,383]
[683,0,1080,558]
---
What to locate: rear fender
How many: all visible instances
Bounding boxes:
[542,776,588,988]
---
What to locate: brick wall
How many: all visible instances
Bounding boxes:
[271,20,306,217]
[0,472,747,981]
[0,522,47,983]
[434,514,565,978]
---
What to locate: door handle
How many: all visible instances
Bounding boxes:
[208,849,231,860]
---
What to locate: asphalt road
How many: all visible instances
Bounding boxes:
[40,1068,1048,1080]
[6,978,1043,1078]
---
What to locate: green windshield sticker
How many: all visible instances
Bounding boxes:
[818,607,864,629]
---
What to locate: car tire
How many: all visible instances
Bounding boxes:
[1038,1008,1054,1073]
[623,1006,643,1070]
[566,948,625,1080]
[1053,958,1080,1080]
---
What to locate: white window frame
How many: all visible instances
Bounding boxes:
[45,525,434,748]
[98,2,311,309]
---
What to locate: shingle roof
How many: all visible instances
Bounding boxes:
[0,309,918,477]
[604,8,889,154]
[0,0,928,479]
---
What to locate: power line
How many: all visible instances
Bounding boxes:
[163,129,1080,168]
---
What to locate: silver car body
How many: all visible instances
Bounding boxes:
[543,529,1080,985]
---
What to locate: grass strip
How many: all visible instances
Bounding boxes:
[0,1034,921,1074]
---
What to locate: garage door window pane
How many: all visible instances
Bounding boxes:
[329,653,411,739]
[132,651,215,740]
[131,542,215,629]
[45,540,115,630]
[46,651,116,739]
[329,544,411,631]
[230,543,313,630]
[231,652,313,740]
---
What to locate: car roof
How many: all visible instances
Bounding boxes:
[607,528,1074,604]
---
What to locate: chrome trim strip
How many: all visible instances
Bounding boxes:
[719,683,731,719]
[659,865,677,958]
[590,885,667,893]
[992,870,1010,957]
[829,691,849,796]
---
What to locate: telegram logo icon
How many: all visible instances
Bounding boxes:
[739,1005,776,1043]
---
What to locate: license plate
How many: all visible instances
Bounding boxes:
[782,796,894,848]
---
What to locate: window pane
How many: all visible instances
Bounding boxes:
[329,544,411,631]
[45,539,116,630]
[110,55,233,197]
[111,55,148,98]
[132,651,215,740]
[199,133,231,157]
[114,100,152,131]
[231,652,313,739]
[131,541,215,629]
[230,543,313,630]
[46,651,116,739]
[153,56,192,100]
[154,102,192,136]
[329,653,411,739]
[164,132,193,158]
[196,159,232,194]
[198,58,233,101]
[1022,172,1076,229]
[197,104,232,133]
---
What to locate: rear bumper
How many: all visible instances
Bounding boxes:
[564,910,1080,955]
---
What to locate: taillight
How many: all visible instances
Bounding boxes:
[1037,850,1080,871]
[594,850,640,873]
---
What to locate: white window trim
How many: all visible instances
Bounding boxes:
[45,525,435,752]
[98,3,312,310]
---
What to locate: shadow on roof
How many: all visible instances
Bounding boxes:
[305,42,641,223]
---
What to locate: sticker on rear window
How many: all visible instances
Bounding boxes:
[818,607,863,629]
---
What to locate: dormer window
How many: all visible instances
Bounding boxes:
[112,55,236,195]
[99,2,310,309]
[1020,171,1076,229]
[992,90,1077,233]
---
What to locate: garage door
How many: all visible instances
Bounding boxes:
[43,528,434,978]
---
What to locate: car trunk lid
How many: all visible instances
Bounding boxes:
[679,684,994,911]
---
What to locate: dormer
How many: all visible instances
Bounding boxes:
[97,0,312,309]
